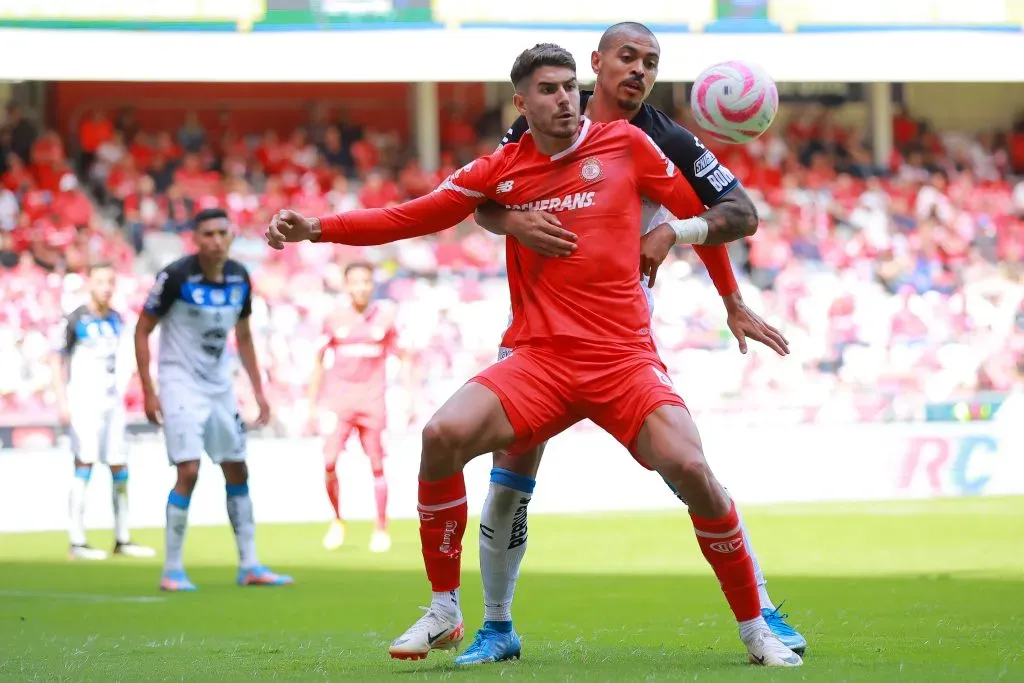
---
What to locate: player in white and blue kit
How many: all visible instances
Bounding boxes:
[51,262,155,560]
[135,208,292,591]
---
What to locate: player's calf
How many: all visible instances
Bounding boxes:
[391,383,518,660]
[637,405,799,665]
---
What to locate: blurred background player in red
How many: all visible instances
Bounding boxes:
[307,260,413,553]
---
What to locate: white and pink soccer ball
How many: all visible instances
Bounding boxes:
[690,60,779,144]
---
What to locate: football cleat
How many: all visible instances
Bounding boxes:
[388,607,464,660]
[454,623,522,665]
[113,541,157,558]
[763,604,807,655]
[369,529,392,553]
[744,626,803,667]
[159,569,197,592]
[69,544,107,561]
[323,520,346,550]
[237,565,294,586]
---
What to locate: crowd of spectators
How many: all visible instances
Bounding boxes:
[1,99,1023,432]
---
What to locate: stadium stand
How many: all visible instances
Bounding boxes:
[1,100,1022,433]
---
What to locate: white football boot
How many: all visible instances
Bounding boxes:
[388,607,465,660]
[743,626,804,667]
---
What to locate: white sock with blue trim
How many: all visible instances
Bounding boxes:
[479,467,535,625]
[165,491,190,573]
[226,483,259,570]
[69,466,91,546]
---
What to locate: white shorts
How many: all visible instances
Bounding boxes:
[70,407,127,466]
[160,383,246,465]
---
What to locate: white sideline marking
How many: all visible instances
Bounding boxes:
[0,590,166,604]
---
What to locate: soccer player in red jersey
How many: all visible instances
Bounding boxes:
[308,260,405,553]
[266,44,801,667]
[461,22,804,664]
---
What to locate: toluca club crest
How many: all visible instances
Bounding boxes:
[579,157,603,183]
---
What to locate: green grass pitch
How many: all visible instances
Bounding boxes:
[1,497,1022,681]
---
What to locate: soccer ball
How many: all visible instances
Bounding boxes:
[690,60,779,144]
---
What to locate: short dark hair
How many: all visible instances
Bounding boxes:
[344,260,374,278]
[510,43,576,91]
[598,22,657,52]
[86,260,115,275]
[193,208,229,229]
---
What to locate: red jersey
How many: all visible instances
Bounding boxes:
[319,118,707,348]
[321,298,398,401]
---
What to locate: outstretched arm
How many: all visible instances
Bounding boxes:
[267,159,496,248]
[313,187,481,245]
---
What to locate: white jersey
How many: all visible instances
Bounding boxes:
[143,255,253,394]
[56,305,130,415]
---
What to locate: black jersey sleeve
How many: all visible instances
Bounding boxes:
[56,306,85,356]
[645,109,739,206]
[497,115,530,150]
[239,264,253,320]
[143,258,187,318]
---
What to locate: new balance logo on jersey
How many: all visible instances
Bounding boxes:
[707,166,736,193]
[506,191,595,212]
[496,180,515,193]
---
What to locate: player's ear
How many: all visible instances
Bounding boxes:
[512,92,527,117]
[591,50,601,76]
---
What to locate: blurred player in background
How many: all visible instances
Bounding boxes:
[135,208,293,591]
[461,22,806,664]
[51,262,155,560]
[308,260,414,553]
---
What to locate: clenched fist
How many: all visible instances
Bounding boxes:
[265,210,321,250]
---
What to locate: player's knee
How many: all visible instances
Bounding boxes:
[493,444,542,478]
[221,461,248,485]
[661,458,712,490]
[175,465,199,492]
[421,414,472,462]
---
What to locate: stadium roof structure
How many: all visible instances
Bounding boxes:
[0,26,1022,83]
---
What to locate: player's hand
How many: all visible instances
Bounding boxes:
[723,293,790,356]
[306,410,320,437]
[143,391,163,425]
[503,211,577,258]
[254,392,271,427]
[640,223,677,287]
[266,210,317,249]
[57,401,71,426]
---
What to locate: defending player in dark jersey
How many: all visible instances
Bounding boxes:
[265,43,801,668]
[462,23,806,664]
[51,262,154,560]
[135,208,292,591]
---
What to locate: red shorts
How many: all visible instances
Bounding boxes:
[471,339,686,466]
[323,398,386,457]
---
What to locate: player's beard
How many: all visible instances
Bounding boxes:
[616,78,646,112]
[542,112,579,139]
[617,97,643,112]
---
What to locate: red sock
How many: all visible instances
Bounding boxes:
[325,466,341,520]
[373,471,388,531]
[690,500,760,622]
[418,473,467,592]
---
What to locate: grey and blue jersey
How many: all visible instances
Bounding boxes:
[58,305,128,413]
[143,255,252,394]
